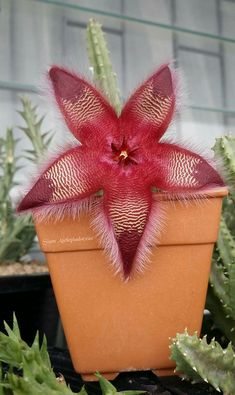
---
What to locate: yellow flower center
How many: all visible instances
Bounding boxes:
[119,150,128,160]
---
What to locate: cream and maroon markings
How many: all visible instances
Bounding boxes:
[106,192,150,277]
[43,149,98,203]
[50,67,117,144]
[166,150,201,188]
[61,86,104,126]
[131,81,172,127]
[154,143,224,192]
[119,65,175,143]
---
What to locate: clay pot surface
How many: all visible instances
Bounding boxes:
[35,188,227,380]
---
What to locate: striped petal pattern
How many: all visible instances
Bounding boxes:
[104,189,152,278]
[150,143,224,193]
[18,146,101,212]
[92,167,161,279]
[120,65,176,144]
[49,67,118,146]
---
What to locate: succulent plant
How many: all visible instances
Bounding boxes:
[18,97,53,162]
[213,135,235,202]
[171,331,235,395]
[0,98,53,263]
[0,316,143,395]
[0,127,35,262]
[171,135,235,394]
[205,136,235,342]
[86,19,122,115]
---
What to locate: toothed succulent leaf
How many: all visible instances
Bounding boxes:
[0,317,145,395]
[171,331,235,394]
[208,187,235,335]
[18,97,54,161]
[217,215,235,271]
[0,316,81,394]
[0,96,54,263]
[206,284,235,344]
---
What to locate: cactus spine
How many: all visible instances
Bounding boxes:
[171,331,235,394]
[86,19,122,115]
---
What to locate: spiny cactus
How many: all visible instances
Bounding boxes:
[171,136,235,393]
[0,128,35,262]
[18,97,53,162]
[206,234,235,343]
[0,315,82,394]
[0,316,143,395]
[213,135,235,201]
[212,136,235,232]
[0,98,53,263]
[217,215,235,271]
[86,19,122,115]
[0,128,19,240]
[205,136,235,341]
[171,331,235,394]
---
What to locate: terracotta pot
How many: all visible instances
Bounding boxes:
[35,187,227,381]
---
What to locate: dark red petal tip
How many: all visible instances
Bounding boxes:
[153,65,173,97]
[17,177,53,212]
[49,66,84,100]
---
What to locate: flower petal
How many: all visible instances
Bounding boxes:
[119,65,176,145]
[151,143,224,193]
[92,170,164,279]
[49,66,118,145]
[17,146,102,213]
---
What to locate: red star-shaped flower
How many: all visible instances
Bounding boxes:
[18,65,224,279]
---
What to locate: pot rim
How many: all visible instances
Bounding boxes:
[154,186,228,202]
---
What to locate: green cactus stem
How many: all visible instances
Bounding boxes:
[206,284,235,344]
[86,19,122,115]
[205,136,235,342]
[170,330,235,394]
[209,259,235,323]
[213,135,235,201]
[207,209,235,337]
[0,98,53,263]
[0,315,83,394]
[217,215,235,271]
[18,97,54,162]
[0,128,18,239]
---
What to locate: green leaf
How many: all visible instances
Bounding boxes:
[95,372,117,395]
[95,372,145,395]
[78,386,88,395]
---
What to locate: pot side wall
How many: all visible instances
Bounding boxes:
[35,189,226,379]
